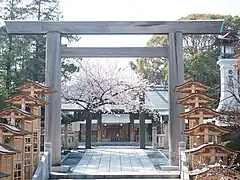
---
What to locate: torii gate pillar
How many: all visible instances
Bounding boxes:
[45,32,62,165]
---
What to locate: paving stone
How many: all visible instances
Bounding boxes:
[73,148,170,176]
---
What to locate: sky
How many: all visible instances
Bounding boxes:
[59,0,240,66]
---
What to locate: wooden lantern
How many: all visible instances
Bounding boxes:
[0,82,55,179]
[15,82,55,167]
[175,80,240,179]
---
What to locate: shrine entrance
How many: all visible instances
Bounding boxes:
[5,20,224,166]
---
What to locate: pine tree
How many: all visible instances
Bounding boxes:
[0,0,30,94]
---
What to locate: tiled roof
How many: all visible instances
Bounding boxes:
[145,89,168,111]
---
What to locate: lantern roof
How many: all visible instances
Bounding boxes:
[0,143,21,154]
[179,107,220,120]
[5,94,48,106]
[177,93,214,106]
[186,142,239,155]
[0,107,38,120]
[16,82,56,95]
[184,123,229,136]
[215,31,239,45]
[0,123,30,135]
[175,80,209,94]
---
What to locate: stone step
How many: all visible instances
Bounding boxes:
[50,172,180,179]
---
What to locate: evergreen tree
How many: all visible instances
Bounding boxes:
[24,0,79,83]
[0,0,30,94]
[0,0,80,97]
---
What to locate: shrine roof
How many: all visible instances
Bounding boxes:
[186,142,239,154]
[0,143,20,154]
[0,123,31,135]
[174,80,209,93]
[0,107,38,120]
[179,107,220,119]
[184,123,229,135]
[5,94,48,106]
[16,82,56,94]
[177,93,214,105]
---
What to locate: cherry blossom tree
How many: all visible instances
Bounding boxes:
[61,59,149,113]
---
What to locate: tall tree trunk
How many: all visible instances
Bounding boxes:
[5,0,15,93]
[6,36,12,93]
[33,0,42,81]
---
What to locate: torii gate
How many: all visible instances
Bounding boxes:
[5,20,224,166]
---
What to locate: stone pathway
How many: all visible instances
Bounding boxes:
[74,148,160,175]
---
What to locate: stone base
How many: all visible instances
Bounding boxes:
[50,172,181,179]
[51,165,71,173]
[161,166,179,171]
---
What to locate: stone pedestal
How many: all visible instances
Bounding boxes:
[152,126,157,148]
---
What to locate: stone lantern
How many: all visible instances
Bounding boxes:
[215,31,240,112]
